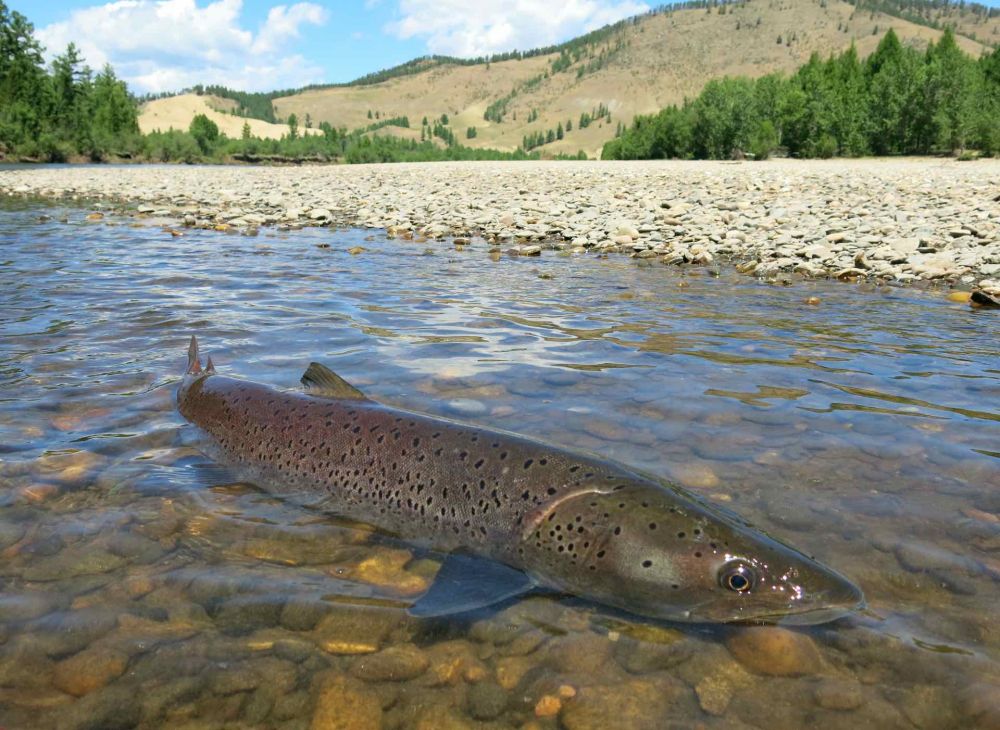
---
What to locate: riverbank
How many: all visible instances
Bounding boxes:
[1,159,998,292]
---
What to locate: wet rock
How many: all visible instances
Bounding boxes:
[614,634,696,674]
[971,289,1000,308]
[466,680,508,720]
[138,676,202,721]
[560,677,684,730]
[422,639,488,686]
[29,609,118,658]
[310,673,382,730]
[535,694,562,717]
[22,544,126,582]
[52,685,141,730]
[0,521,25,550]
[34,450,105,486]
[280,596,331,631]
[351,547,428,596]
[311,605,406,655]
[0,591,67,622]
[52,645,129,696]
[694,659,753,716]
[814,678,863,711]
[547,632,613,675]
[725,627,822,676]
[349,643,429,681]
[0,637,54,688]
[666,461,719,489]
[213,593,284,634]
[960,682,1000,728]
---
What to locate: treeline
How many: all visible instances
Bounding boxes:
[604,29,1000,160]
[194,85,277,123]
[0,4,139,161]
[147,114,543,164]
[0,4,540,165]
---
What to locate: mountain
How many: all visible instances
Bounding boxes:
[140,0,999,157]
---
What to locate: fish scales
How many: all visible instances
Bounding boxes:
[178,338,864,625]
[180,374,638,564]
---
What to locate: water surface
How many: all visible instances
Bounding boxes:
[1,201,998,729]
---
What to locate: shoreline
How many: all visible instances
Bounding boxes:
[1,159,998,295]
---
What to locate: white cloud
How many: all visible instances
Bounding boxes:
[36,0,329,93]
[386,0,649,58]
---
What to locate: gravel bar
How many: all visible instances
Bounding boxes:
[2,159,999,291]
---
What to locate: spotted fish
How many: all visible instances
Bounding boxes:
[177,337,863,624]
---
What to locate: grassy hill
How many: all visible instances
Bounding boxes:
[141,0,999,157]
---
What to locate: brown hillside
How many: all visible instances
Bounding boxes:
[143,0,997,157]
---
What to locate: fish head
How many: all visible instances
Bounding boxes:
[524,484,863,626]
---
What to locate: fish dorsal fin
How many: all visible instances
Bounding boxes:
[301,362,368,400]
[408,552,536,618]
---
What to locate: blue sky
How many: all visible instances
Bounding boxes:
[14,0,648,93]
[14,0,1000,94]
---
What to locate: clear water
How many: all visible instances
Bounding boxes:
[1,201,998,729]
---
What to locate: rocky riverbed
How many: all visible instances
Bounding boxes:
[1,159,999,294]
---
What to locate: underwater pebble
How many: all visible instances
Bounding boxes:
[311,673,382,730]
[726,627,823,677]
[51,645,129,697]
[349,643,429,682]
[814,678,864,710]
[466,680,508,720]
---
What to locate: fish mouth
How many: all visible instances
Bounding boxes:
[684,589,866,626]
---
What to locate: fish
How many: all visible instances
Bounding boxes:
[177,336,864,625]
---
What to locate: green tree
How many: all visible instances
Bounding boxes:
[923,29,980,152]
[557,121,564,140]
[0,1,50,149]
[88,64,139,158]
[865,29,923,154]
[829,44,868,156]
[287,113,299,140]
[189,113,220,154]
[690,76,757,158]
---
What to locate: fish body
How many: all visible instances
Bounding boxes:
[178,337,863,624]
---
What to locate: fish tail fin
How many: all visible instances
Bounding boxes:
[186,335,202,375]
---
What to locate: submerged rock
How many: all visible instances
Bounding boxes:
[725,627,823,677]
[560,678,684,730]
[311,673,382,730]
[52,645,129,696]
[349,643,429,682]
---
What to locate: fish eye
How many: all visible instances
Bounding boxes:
[719,563,755,593]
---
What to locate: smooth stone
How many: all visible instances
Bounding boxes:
[466,680,509,721]
[310,673,382,730]
[349,643,429,682]
[725,627,823,677]
[814,678,864,711]
[560,678,684,730]
[52,645,129,697]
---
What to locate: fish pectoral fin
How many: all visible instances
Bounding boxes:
[408,552,535,618]
[300,362,369,400]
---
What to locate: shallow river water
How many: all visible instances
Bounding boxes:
[1,200,998,730]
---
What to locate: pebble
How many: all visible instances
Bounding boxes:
[725,627,823,676]
[560,678,684,730]
[466,681,508,720]
[310,673,382,730]
[2,161,997,285]
[51,645,129,696]
[349,643,429,681]
[814,678,864,710]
